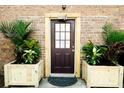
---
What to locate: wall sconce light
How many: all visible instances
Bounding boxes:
[62,5,66,10]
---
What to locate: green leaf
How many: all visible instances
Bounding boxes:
[82,40,108,65]
[0,20,41,64]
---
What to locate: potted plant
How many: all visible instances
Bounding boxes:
[102,23,124,66]
[0,20,44,87]
[81,40,123,88]
[102,23,124,88]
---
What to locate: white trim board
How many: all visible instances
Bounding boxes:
[45,13,81,77]
[50,74,75,77]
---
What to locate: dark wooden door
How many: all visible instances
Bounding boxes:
[51,19,75,73]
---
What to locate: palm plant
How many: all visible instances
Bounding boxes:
[102,23,124,65]
[0,20,33,46]
[0,20,41,64]
[102,23,124,45]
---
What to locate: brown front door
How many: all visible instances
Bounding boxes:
[51,19,75,73]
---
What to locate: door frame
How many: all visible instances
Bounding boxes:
[45,13,81,77]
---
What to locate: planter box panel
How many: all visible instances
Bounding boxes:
[82,60,88,81]
[82,60,123,88]
[38,60,44,81]
[8,66,35,85]
[89,66,120,87]
[4,60,44,87]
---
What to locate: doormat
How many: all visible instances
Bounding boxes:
[48,77,77,87]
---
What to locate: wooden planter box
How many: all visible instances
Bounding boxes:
[4,60,44,88]
[82,60,123,88]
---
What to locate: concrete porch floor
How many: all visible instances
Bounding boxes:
[39,78,86,88]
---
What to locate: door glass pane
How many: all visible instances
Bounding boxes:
[55,41,60,48]
[55,32,60,40]
[61,32,65,40]
[66,23,70,31]
[60,24,65,31]
[55,22,71,49]
[66,41,70,48]
[66,32,70,40]
[61,41,65,48]
[55,24,60,31]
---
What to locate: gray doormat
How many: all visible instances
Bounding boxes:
[48,77,77,87]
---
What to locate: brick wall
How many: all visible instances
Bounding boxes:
[0,5,124,75]
[0,33,15,75]
[81,16,109,45]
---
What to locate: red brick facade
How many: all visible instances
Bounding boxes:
[0,5,124,74]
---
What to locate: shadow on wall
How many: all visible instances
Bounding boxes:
[0,32,16,76]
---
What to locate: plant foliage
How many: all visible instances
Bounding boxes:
[0,20,41,64]
[82,40,108,65]
[18,39,41,64]
[0,20,33,46]
[102,23,124,45]
[107,42,124,64]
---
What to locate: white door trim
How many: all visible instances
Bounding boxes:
[45,13,81,77]
[50,74,75,77]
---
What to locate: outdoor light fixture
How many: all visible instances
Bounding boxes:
[57,5,67,21]
[62,5,66,10]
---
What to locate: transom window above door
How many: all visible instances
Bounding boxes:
[55,23,71,48]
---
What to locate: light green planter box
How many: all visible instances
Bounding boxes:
[82,60,123,88]
[4,60,44,88]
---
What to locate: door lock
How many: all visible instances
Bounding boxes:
[72,45,75,48]
[72,49,75,52]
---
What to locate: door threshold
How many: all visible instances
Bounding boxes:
[50,73,75,77]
